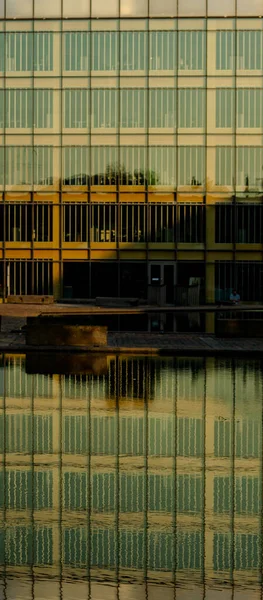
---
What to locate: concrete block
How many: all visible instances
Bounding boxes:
[26,317,108,347]
[7,295,54,304]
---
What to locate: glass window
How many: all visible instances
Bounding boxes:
[91,204,116,242]
[34,147,53,186]
[33,204,53,241]
[63,0,90,17]
[237,89,262,128]
[63,204,88,241]
[0,0,3,17]
[149,147,176,186]
[208,0,235,15]
[5,89,33,128]
[34,0,61,17]
[120,0,148,17]
[178,147,204,187]
[120,204,146,242]
[216,89,234,128]
[149,0,177,16]
[120,147,147,185]
[120,89,146,128]
[92,89,118,128]
[34,89,53,128]
[215,147,234,187]
[216,31,235,70]
[150,31,176,70]
[34,33,54,71]
[5,147,33,186]
[149,204,175,242]
[179,31,206,70]
[149,89,176,128]
[237,31,263,70]
[237,0,263,15]
[120,31,147,70]
[92,32,118,71]
[63,32,89,71]
[178,0,206,16]
[215,204,233,243]
[91,0,118,16]
[63,89,89,129]
[178,204,205,243]
[178,89,205,128]
[0,34,3,71]
[6,32,33,72]
[236,204,263,243]
[63,147,89,186]
[6,0,33,17]
[91,146,117,185]
[236,147,263,189]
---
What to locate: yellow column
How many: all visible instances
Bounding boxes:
[206,205,215,333]
[53,203,61,300]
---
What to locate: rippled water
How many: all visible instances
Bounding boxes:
[1,353,263,599]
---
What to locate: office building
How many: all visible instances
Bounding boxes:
[0,1,263,322]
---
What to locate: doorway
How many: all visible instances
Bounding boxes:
[148,262,176,305]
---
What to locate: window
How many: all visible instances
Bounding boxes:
[149,89,176,128]
[63,32,89,71]
[177,474,202,513]
[63,147,89,186]
[5,526,52,566]
[4,32,53,72]
[215,204,233,243]
[177,417,203,457]
[214,417,261,456]
[236,204,263,243]
[237,89,262,128]
[236,147,263,189]
[120,89,146,128]
[4,203,52,242]
[64,89,89,129]
[120,147,147,185]
[5,89,32,129]
[149,147,176,186]
[63,415,89,454]
[34,147,53,185]
[91,416,117,454]
[92,473,116,512]
[216,31,235,70]
[120,473,145,512]
[178,204,205,243]
[6,261,53,296]
[120,204,146,242]
[63,204,88,242]
[91,146,117,185]
[63,527,88,567]
[178,147,205,187]
[92,89,118,128]
[215,147,234,187]
[149,31,176,70]
[149,416,175,456]
[179,89,205,128]
[4,147,53,186]
[148,474,173,512]
[34,90,53,128]
[179,31,206,70]
[119,416,145,455]
[91,204,116,242]
[33,204,53,242]
[2,470,53,510]
[92,32,118,70]
[120,32,147,71]
[149,204,175,242]
[216,89,234,128]
[237,31,263,70]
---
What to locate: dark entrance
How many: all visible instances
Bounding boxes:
[63,262,89,298]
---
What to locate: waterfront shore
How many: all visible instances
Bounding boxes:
[0,317,263,355]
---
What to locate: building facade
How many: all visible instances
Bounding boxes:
[0,1,263,314]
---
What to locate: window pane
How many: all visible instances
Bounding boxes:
[216,31,235,71]
[178,0,206,16]
[120,89,146,128]
[121,32,147,70]
[63,147,89,186]
[92,32,118,70]
[63,32,89,71]
[91,0,118,16]
[150,31,176,70]
[34,0,61,17]
[120,0,148,17]
[63,0,90,17]
[237,31,263,70]
[178,147,204,187]
[6,0,33,17]
[92,89,118,128]
[149,0,177,16]
[64,89,89,129]
[178,89,205,128]
[0,0,3,17]
[208,0,235,15]
[237,0,263,15]
[179,31,206,70]
[149,89,176,128]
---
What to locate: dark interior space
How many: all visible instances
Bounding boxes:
[120,262,147,298]
[63,262,89,298]
[91,262,118,298]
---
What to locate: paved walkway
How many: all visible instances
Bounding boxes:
[0,317,262,354]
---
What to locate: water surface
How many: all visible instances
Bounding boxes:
[0,354,263,599]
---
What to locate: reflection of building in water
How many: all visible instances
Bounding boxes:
[0,354,263,594]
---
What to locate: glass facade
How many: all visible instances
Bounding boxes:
[0,1,263,316]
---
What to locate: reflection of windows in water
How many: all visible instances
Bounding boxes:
[214,533,259,571]
[214,475,260,515]
[0,470,53,510]
[214,418,261,457]
[5,526,52,565]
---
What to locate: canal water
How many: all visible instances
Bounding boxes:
[0,353,263,599]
